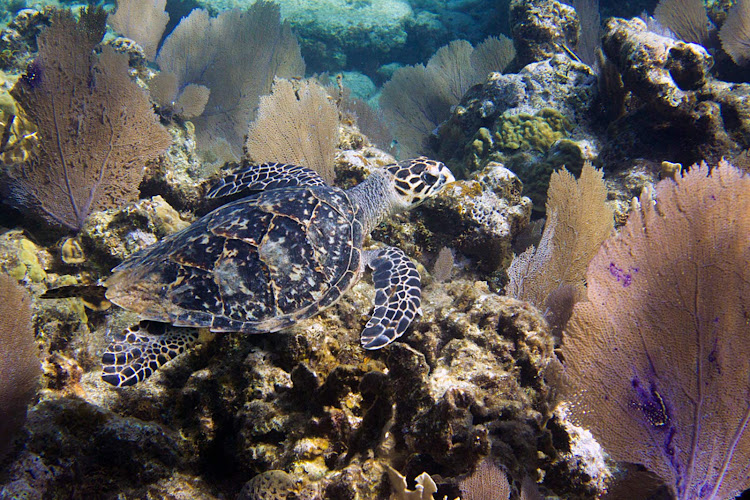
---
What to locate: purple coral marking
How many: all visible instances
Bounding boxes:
[22,60,43,89]
[630,376,670,428]
[609,263,639,287]
[664,427,676,456]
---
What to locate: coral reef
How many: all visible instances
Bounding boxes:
[0,272,600,499]
[278,0,413,72]
[494,108,571,152]
[432,55,598,209]
[139,121,210,213]
[5,1,749,498]
[183,0,499,76]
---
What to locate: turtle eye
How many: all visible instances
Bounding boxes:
[421,172,438,185]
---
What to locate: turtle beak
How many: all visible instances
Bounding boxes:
[438,163,456,188]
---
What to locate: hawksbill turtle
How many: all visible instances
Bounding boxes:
[100,157,454,386]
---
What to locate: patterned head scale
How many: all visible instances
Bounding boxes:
[386,156,455,207]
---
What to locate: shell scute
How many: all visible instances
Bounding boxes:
[306,199,360,280]
[213,238,275,321]
[169,266,222,312]
[170,228,227,270]
[260,215,327,315]
[209,204,272,246]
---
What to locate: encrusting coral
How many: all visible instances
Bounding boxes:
[495,109,571,152]
[0,83,37,164]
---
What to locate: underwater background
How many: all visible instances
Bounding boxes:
[0,0,750,498]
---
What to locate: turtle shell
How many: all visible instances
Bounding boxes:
[105,186,364,333]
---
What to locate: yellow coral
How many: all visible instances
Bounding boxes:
[0,72,38,163]
[0,232,48,283]
[0,103,38,164]
[495,108,570,152]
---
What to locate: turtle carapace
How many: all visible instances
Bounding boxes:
[101,157,455,386]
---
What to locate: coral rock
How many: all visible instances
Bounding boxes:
[601,17,712,114]
[600,16,750,168]
[509,0,579,69]
[418,164,532,272]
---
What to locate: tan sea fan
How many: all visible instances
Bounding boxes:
[719,0,750,65]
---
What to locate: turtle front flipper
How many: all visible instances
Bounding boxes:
[207,162,327,199]
[101,321,200,387]
[361,247,421,349]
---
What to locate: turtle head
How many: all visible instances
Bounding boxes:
[386,156,455,208]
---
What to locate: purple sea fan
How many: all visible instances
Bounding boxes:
[5,8,171,231]
[560,161,750,499]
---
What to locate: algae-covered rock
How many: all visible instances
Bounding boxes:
[1,264,607,499]
[434,56,596,157]
[140,121,213,212]
[1,397,198,499]
[412,163,532,273]
[79,195,191,271]
[509,0,578,69]
[601,17,712,114]
[0,9,51,72]
[389,282,556,479]
[598,16,750,169]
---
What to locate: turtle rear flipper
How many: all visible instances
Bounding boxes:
[101,321,199,387]
[207,162,327,199]
[41,284,111,311]
[361,247,421,349]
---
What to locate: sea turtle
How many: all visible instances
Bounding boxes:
[100,157,454,387]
